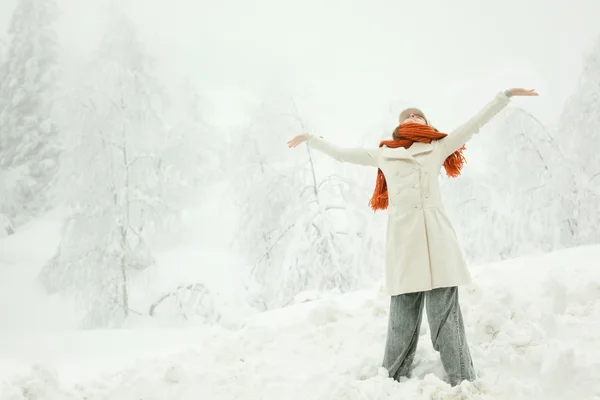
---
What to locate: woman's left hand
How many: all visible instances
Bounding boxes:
[287,133,309,148]
[508,88,539,96]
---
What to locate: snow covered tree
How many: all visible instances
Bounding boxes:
[442,108,572,264]
[233,94,383,310]
[0,0,60,229]
[556,35,600,245]
[167,79,223,188]
[39,11,191,328]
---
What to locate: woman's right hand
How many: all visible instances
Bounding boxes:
[287,133,309,148]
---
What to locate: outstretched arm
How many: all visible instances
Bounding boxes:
[439,88,539,159]
[288,133,380,167]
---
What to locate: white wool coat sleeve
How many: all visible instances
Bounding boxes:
[439,91,511,159]
[307,135,380,167]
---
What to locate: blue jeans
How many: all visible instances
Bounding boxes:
[382,286,476,386]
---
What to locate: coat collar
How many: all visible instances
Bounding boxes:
[381,142,433,159]
[407,142,433,157]
[380,146,410,160]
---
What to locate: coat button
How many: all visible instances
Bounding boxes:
[414,183,420,189]
[414,204,422,210]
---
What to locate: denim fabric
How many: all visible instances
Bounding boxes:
[382,286,475,386]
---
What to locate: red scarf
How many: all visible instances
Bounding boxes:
[368,123,466,211]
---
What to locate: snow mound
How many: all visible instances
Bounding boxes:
[0,217,80,332]
[1,245,600,399]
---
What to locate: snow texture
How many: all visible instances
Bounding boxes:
[1,3,600,399]
[1,230,600,399]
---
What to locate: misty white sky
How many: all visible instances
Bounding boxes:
[1,0,599,140]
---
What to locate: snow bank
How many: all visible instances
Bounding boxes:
[1,245,600,399]
[0,217,80,332]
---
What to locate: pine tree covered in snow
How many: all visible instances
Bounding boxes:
[234,95,383,310]
[0,0,60,229]
[557,35,600,245]
[39,11,191,328]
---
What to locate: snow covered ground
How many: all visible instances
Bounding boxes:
[1,222,600,399]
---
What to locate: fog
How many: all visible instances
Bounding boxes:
[1,1,600,396]
[2,0,598,134]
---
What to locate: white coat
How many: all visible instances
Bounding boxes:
[307,92,511,295]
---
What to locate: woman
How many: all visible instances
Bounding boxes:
[287,88,539,386]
